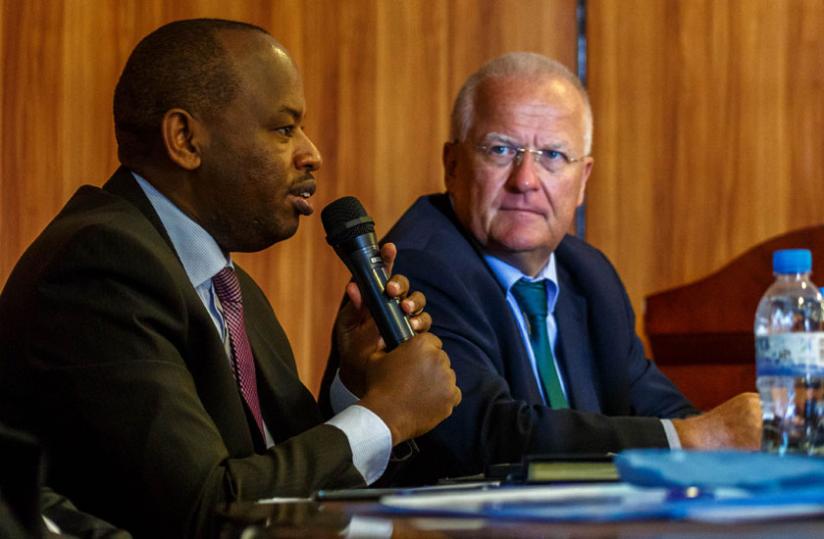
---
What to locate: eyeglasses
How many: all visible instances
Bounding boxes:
[474,144,585,174]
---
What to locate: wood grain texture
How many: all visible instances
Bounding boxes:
[657,364,756,412]
[0,0,576,394]
[645,224,824,410]
[586,1,824,368]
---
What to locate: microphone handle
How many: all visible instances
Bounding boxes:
[336,234,414,350]
[335,231,421,459]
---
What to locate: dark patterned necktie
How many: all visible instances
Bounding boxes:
[511,278,569,409]
[212,267,266,440]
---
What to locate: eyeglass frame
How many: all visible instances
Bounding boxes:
[473,143,587,174]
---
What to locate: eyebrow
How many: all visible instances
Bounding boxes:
[483,133,571,151]
[483,132,519,144]
[279,106,304,120]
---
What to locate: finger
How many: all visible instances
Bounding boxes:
[450,368,457,387]
[409,311,432,333]
[419,331,443,349]
[381,242,397,276]
[401,290,426,315]
[334,301,358,338]
[367,349,387,365]
[438,349,452,369]
[344,281,363,310]
[386,274,410,299]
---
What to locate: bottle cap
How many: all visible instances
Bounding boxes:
[773,249,812,274]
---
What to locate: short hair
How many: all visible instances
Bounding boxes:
[449,52,593,155]
[113,18,269,165]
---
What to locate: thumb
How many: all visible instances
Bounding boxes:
[336,282,365,332]
[344,280,363,310]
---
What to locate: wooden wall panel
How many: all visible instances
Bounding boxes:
[0,0,577,394]
[587,1,824,361]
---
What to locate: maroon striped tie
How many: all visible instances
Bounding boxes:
[212,267,266,441]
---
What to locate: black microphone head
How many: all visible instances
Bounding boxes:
[321,196,376,246]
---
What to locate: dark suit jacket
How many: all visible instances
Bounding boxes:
[326,194,697,484]
[0,168,364,538]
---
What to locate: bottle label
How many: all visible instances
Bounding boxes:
[756,333,824,375]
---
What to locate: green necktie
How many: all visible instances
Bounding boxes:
[511,278,569,409]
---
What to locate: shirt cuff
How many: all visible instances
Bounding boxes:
[329,369,359,412]
[42,515,61,534]
[661,419,682,449]
[326,404,392,485]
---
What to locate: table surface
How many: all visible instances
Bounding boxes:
[216,498,824,538]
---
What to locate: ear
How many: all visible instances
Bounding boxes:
[161,108,204,171]
[576,156,594,206]
[442,142,458,188]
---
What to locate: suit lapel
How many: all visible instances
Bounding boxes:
[103,167,259,452]
[502,306,547,405]
[238,273,322,443]
[106,168,321,445]
[555,264,602,413]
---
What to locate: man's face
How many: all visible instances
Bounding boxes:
[192,31,321,253]
[445,75,593,274]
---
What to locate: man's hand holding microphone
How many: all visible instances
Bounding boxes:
[324,197,461,446]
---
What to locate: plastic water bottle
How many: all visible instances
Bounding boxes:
[754,249,824,455]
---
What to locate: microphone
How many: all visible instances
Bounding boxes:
[321,196,415,350]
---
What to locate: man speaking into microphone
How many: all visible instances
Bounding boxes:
[0,18,460,538]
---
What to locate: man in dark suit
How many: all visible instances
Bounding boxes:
[0,19,460,538]
[326,52,761,484]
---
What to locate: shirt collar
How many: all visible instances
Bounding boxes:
[483,252,560,313]
[131,171,230,288]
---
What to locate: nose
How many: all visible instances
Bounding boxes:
[295,129,322,172]
[506,150,541,192]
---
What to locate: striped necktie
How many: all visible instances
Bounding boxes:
[212,267,266,440]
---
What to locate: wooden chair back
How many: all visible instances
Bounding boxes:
[645,225,824,410]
